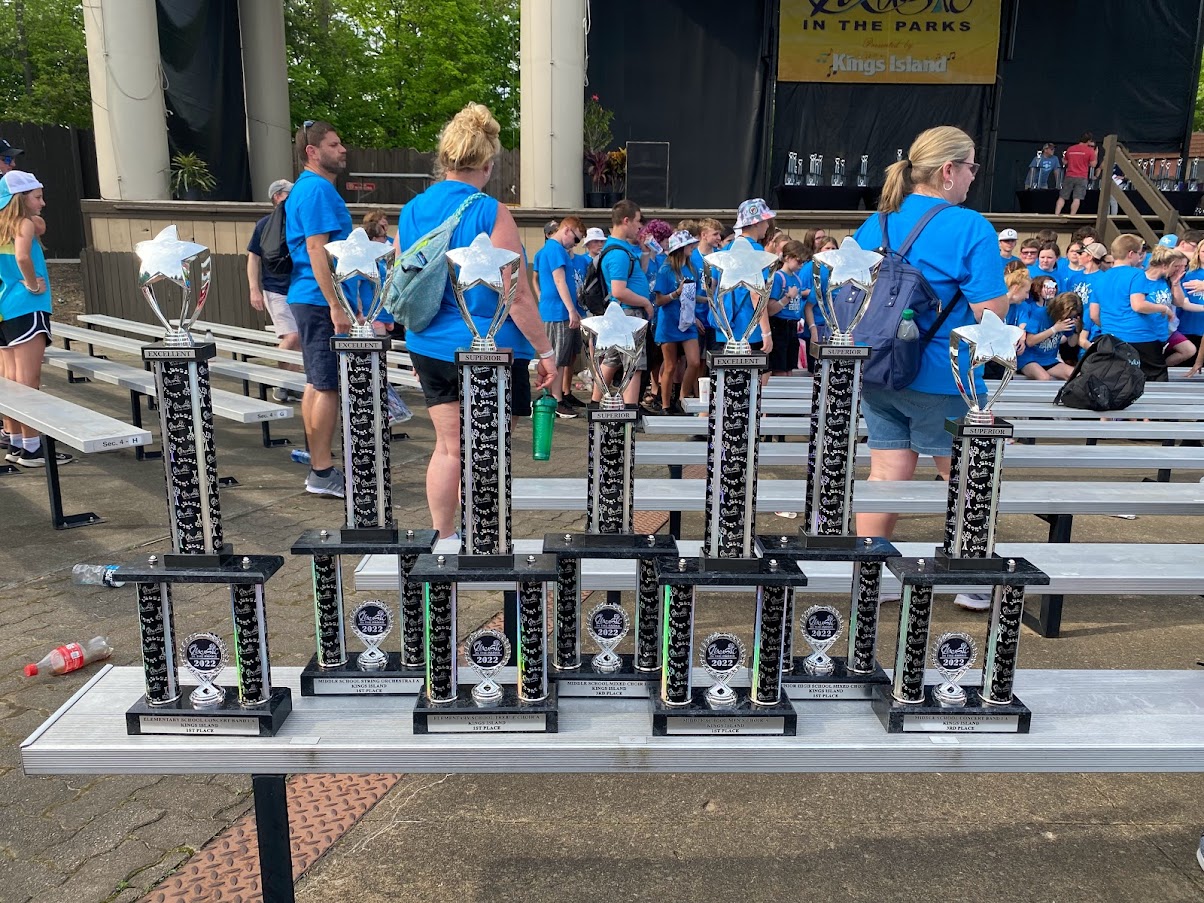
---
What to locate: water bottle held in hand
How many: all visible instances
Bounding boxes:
[896,308,919,341]
[531,390,557,461]
[24,636,113,677]
[72,563,125,587]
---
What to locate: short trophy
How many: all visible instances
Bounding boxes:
[465,628,510,705]
[654,237,806,737]
[122,227,290,737]
[293,228,437,697]
[758,237,897,701]
[874,311,1049,733]
[544,302,675,698]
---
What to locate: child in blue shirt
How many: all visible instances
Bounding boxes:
[1016,289,1078,380]
[766,240,807,377]
[652,230,704,412]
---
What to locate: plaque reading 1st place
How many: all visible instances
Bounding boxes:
[424,713,549,733]
[309,676,423,695]
[138,714,260,736]
[663,716,787,736]
[786,682,876,701]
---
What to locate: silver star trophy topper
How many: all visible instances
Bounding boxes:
[812,237,882,339]
[135,225,212,347]
[949,309,1026,416]
[704,237,779,352]
[325,227,396,338]
[445,233,522,351]
[580,301,648,409]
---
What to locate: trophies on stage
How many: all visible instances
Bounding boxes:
[544,302,676,698]
[293,228,437,697]
[873,311,1049,733]
[652,237,806,737]
[122,227,290,736]
[758,237,898,701]
[410,233,558,733]
[856,155,869,189]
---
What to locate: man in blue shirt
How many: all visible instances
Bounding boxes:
[1027,144,1061,189]
[594,199,655,406]
[536,215,586,416]
[284,120,352,498]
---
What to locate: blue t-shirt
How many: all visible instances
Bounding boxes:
[0,231,50,320]
[285,170,353,307]
[1179,266,1204,336]
[713,238,769,344]
[770,270,804,321]
[1014,300,1061,368]
[1067,269,1106,342]
[1096,265,1165,344]
[1029,154,1061,189]
[600,236,650,309]
[248,214,291,295]
[571,253,591,304]
[799,260,829,328]
[535,239,576,322]
[690,247,716,322]
[1126,271,1173,343]
[652,260,700,343]
[395,180,536,362]
[1027,262,1061,283]
[853,195,1006,395]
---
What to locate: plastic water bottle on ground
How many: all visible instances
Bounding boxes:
[24,636,114,677]
[72,563,125,587]
[291,448,312,465]
[896,308,919,341]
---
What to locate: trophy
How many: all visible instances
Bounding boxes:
[293,229,437,697]
[932,632,976,706]
[857,155,869,188]
[654,237,806,737]
[701,633,744,708]
[544,303,675,698]
[182,632,227,707]
[798,605,841,676]
[123,227,290,737]
[874,311,1049,733]
[758,237,897,701]
[585,601,629,674]
[465,628,510,705]
[350,600,392,671]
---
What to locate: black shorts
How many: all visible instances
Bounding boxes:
[0,310,51,347]
[410,351,533,416]
[767,316,801,372]
[1129,340,1169,382]
[291,303,338,391]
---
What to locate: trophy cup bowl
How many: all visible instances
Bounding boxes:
[703,237,779,354]
[580,302,648,410]
[812,237,883,343]
[948,310,1026,423]
[445,233,521,352]
[325,227,396,339]
[135,225,212,347]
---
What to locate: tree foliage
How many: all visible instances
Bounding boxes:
[0,0,92,128]
[285,0,520,150]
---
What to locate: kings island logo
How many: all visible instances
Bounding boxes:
[818,50,956,78]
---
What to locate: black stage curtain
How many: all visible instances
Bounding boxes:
[157,0,251,201]
[586,0,771,208]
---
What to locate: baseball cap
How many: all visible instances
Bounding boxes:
[735,198,776,230]
[1083,242,1108,260]
[0,139,24,159]
[543,220,559,238]
[267,178,293,199]
[1158,234,1179,248]
[583,227,606,244]
[0,170,43,210]
[666,230,699,254]
[998,228,1019,241]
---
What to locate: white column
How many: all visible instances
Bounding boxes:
[520,0,586,209]
[239,0,294,199]
[82,0,171,200]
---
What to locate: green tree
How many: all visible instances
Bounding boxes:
[285,0,519,150]
[0,0,92,128]
[1196,48,1204,132]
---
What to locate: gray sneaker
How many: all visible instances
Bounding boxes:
[305,467,345,498]
[954,592,992,611]
[271,387,290,403]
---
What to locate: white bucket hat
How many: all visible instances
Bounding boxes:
[666,230,699,253]
[735,197,776,230]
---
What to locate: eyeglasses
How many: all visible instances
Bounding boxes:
[1020,249,1038,256]
[953,160,981,175]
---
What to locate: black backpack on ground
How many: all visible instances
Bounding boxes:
[579,244,636,315]
[259,203,293,278]
[1054,334,1146,411]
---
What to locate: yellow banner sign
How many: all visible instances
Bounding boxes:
[778,0,1001,85]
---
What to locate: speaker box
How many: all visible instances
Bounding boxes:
[625,142,670,208]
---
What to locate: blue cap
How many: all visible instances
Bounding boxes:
[1158,234,1179,248]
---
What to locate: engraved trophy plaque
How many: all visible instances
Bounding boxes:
[874,311,1049,734]
[123,227,290,737]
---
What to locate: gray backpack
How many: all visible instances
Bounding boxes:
[383,192,486,332]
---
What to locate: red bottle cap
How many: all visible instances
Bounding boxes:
[23,664,38,677]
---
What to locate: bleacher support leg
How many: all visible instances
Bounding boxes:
[43,436,101,529]
[129,391,162,461]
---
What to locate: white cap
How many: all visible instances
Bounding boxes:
[998,228,1019,241]
[666,230,699,253]
[0,170,42,210]
[583,227,606,244]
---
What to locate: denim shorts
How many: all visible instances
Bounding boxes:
[292,302,338,391]
[862,386,968,457]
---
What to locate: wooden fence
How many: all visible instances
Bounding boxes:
[0,121,97,258]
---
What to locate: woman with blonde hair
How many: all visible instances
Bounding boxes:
[393,103,555,541]
[851,125,1008,611]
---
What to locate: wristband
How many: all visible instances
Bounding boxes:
[539,349,555,360]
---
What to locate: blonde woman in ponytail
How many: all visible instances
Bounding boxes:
[852,126,1009,611]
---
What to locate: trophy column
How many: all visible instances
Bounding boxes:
[873,311,1050,734]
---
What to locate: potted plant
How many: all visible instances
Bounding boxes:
[605,148,627,204]
[170,152,217,200]
[583,95,614,207]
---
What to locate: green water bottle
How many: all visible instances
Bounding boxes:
[531,390,557,461]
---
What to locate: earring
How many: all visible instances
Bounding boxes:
[943,179,954,192]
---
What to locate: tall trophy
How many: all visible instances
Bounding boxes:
[122,226,291,736]
[873,311,1049,733]
[410,233,558,733]
[652,237,806,737]
[544,303,675,698]
[758,237,897,701]
[293,228,437,696]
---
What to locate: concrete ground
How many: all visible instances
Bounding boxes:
[3,302,1204,901]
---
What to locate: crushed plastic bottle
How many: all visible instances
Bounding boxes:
[24,636,114,677]
[72,563,125,587]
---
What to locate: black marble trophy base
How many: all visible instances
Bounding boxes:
[652,689,797,736]
[126,687,292,737]
[783,658,890,701]
[300,652,425,696]
[549,654,653,698]
[412,684,559,734]
[872,684,1032,734]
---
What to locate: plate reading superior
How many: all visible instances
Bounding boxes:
[663,716,787,736]
[138,715,260,736]
[423,713,549,733]
[901,713,1021,733]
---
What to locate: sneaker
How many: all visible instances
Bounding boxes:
[774,511,798,519]
[555,400,578,419]
[271,387,290,403]
[0,431,9,451]
[563,393,586,409]
[15,447,74,467]
[4,449,20,464]
[878,590,902,604]
[954,592,992,611]
[305,467,345,498]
